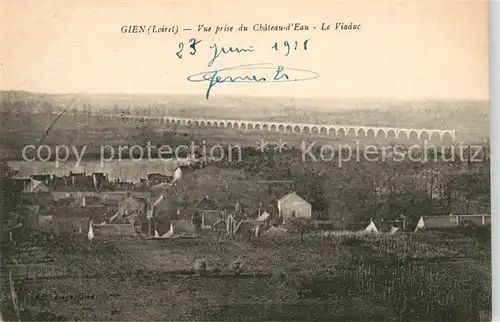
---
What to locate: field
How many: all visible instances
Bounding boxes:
[2,229,492,321]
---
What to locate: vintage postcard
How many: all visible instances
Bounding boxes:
[0,1,491,321]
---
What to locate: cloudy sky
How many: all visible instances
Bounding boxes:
[2,1,489,100]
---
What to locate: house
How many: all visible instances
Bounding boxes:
[414,215,460,231]
[160,220,197,238]
[277,192,312,224]
[22,180,49,193]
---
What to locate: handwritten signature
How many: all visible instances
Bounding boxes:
[186,63,320,99]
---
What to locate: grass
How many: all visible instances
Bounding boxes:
[3,229,491,321]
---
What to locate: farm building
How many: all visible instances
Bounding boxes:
[277,192,311,224]
[160,220,197,238]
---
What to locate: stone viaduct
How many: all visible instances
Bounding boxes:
[83,113,457,141]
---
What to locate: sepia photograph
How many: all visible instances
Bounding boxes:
[0,1,493,321]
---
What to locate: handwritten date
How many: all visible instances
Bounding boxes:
[176,39,202,59]
[271,40,310,56]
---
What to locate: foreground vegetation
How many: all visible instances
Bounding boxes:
[2,228,492,321]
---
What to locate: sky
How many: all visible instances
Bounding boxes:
[1,1,490,100]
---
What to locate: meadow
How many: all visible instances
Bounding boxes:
[2,228,492,321]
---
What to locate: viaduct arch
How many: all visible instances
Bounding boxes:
[157,116,456,141]
[72,113,457,141]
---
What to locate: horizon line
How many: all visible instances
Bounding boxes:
[0,89,489,102]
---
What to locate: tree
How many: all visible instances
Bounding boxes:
[0,162,22,222]
[0,162,23,258]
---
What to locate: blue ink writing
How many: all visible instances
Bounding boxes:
[186,63,319,99]
[176,38,202,59]
[272,39,310,56]
[176,43,184,59]
[207,44,254,67]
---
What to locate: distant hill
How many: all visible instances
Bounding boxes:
[0,90,490,141]
[0,90,489,112]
